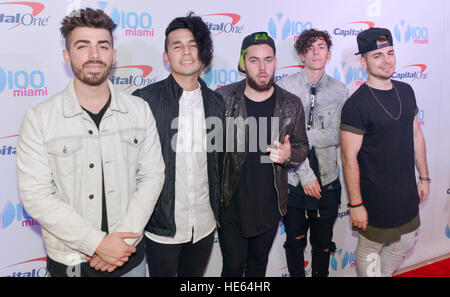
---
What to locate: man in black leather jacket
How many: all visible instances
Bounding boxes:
[132,13,224,277]
[216,32,309,277]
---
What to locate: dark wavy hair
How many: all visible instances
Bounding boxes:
[164,12,213,69]
[60,8,117,50]
[294,29,332,56]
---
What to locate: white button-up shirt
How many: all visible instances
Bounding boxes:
[146,84,216,244]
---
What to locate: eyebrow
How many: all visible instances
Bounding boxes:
[371,49,395,58]
[248,56,274,60]
[311,41,327,46]
[73,40,112,47]
[170,39,197,46]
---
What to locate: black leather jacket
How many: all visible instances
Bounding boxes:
[132,74,224,237]
[216,79,309,216]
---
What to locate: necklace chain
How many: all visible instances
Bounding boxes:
[366,83,402,120]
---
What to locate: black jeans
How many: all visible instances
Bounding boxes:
[218,220,279,277]
[145,231,215,277]
[283,194,339,277]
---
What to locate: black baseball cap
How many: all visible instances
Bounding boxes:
[355,27,394,55]
[238,32,276,73]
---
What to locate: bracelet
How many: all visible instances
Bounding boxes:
[347,202,364,208]
[418,176,431,183]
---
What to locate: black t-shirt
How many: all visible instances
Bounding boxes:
[340,80,420,228]
[83,100,110,234]
[229,93,281,237]
[47,98,144,277]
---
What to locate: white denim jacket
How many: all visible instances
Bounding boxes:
[278,71,349,187]
[16,80,165,266]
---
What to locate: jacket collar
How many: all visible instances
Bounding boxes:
[63,79,127,118]
[167,73,210,101]
[234,78,284,104]
[298,69,328,90]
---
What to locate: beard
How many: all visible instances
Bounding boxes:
[246,72,275,92]
[367,64,395,81]
[72,60,112,86]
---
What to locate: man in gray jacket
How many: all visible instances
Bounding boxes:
[278,29,349,277]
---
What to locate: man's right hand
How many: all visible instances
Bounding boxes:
[95,232,139,266]
[303,180,322,199]
[350,206,368,231]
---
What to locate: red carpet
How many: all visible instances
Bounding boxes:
[395,257,450,277]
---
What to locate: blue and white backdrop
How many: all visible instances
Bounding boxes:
[0,0,449,277]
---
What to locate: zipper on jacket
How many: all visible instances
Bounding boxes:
[272,163,283,216]
[221,151,228,205]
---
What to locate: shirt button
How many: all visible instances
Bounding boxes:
[89,163,94,169]
[89,194,94,200]
[134,138,138,144]
[88,130,94,135]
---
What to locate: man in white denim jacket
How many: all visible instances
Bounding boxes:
[277,29,348,277]
[16,8,164,277]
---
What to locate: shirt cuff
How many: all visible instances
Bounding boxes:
[340,124,365,135]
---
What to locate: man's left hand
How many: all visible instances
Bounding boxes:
[418,180,430,203]
[86,255,118,273]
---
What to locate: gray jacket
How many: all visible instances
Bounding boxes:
[277,71,349,187]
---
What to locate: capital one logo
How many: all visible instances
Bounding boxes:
[333,21,375,38]
[330,249,356,271]
[202,13,244,36]
[333,62,367,86]
[3,257,48,277]
[0,1,48,29]
[268,13,312,41]
[392,64,428,82]
[98,1,154,37]
[110,65,156,91]
[203,68,239,88]
[0,134,18,156]
[394,20,429,44]
[275,65,304,83]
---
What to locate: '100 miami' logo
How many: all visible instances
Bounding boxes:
[394,20,429,44]
[203,68,239,89]
[0,67,47,97]
[331,249,356,271]
[333,62,367,87]
[1,201,39,230]
[98,1,154,37]
[268,13,312,41]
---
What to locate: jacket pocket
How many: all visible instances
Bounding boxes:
[120,129,145,164]
[47,139,82,177]
[317,109,334,129]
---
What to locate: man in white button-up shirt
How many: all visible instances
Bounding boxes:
[133,13,224,277]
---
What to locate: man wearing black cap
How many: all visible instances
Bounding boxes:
[216,32,309,277]
[340,27,430,276]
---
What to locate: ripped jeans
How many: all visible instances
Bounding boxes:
[283,201,338,277]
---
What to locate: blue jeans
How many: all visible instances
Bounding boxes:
[120,258,146,277]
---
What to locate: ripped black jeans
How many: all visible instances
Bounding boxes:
[283,184,340,277]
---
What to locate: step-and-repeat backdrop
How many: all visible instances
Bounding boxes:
[1,0,449,277]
